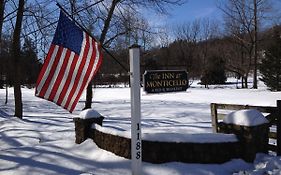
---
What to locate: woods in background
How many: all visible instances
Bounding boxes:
[1,0,281,116]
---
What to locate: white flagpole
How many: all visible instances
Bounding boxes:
[129,44,142,175]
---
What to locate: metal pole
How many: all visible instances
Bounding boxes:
[129,44,142,175]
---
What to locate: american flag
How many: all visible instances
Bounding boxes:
[35,11,103,112]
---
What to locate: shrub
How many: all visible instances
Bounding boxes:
[260,28,281,91]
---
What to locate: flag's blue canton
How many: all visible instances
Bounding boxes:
[52,12,83,54]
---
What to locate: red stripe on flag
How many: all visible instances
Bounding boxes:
[64,35,91,109]
[48,49,72,101]
[38,46,63,97]
[69,38,97,111]
[69,41,102,112]
[56,54,79,106]
[35,45,55,95]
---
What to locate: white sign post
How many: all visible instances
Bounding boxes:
[129,44,142,175]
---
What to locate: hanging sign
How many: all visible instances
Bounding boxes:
[143,70,188,93]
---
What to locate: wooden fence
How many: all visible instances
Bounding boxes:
[211,100,281,155]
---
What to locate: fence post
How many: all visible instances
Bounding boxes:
[211,103,218,133]
[277,100,281,155]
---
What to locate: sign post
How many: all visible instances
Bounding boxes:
[129,44,142,175]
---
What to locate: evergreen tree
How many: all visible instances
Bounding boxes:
[21,38,41,85]
[260,28,281,91]
[201,55,227,86]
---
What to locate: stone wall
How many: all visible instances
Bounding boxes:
[90,128,131,159]
[218,122,269,162]
[74,117,269,163]
[89,127,241,164]
[73,117,104,144]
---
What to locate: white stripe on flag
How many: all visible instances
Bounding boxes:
[68,42,101,111]
[92,42,101,75]
[36,45,59,96]
[44,48,68,99]
[67,36,94,110]
[53,51,75,103]
[61,32,88,108]
[84,42,100,86]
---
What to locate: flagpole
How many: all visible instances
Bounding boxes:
[56,3,129,73]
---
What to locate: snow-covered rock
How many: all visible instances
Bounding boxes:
[78,109,102,119]
[223,109,269,126]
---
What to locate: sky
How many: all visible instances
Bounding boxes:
[143,0,224,38]
[142,0,223,43]
[166,0,222,25]
[158,0,281,27]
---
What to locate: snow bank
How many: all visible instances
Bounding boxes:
[93,124,238,143]
[1,85,281,175]
[223,109,269,126]
[142,132,238,143]
[79,109,102,119]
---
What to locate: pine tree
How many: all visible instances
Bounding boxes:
[21,38,41,85]
[260,28,281,91]
[201,55,227,86]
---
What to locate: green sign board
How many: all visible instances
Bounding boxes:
[143,70,188,93]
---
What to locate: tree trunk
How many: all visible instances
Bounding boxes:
[84,0,119,109]
[253,0,258,89]
[0,0,5,39]
[99,0,119,44]
[0,0,5,74]
[84,81,93,109]
[244,76,248,89]
[12,0,25,118]
[0,0,5,90]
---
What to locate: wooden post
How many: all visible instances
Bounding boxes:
[277,100,281,155]
[129,44,142,175]
[211,103,218,133]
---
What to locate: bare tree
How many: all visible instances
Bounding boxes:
[82,0,185,109]
[174,19,201,77]
[199,18,220,77]
[157,26,172,48]
[117,8,155,50]
[219,0,273,88]
[12,0,25,118]
[0,0,5,40]
[0,0,6,76]
[84,0,120,109]
[4,0,184,110]
[253,0,258,88]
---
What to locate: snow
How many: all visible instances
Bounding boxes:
[94,123,238,143]
[1,79,281,175]
[79,109,102,119]
[223,109,269,126]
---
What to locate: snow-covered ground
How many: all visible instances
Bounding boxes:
[1,80,281,175]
